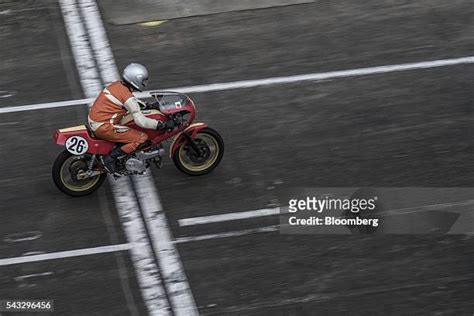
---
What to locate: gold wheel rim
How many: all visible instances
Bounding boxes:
[178,134,219,172]
[59,156,101,192]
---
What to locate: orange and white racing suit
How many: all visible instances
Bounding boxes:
[88,81,159,154]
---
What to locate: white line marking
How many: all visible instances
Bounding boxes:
[3,231,42,243]
[179,207,280,226]
[0,244,132,266]
[177,203,474,242]
[78,0,197,313]
[0,121,19,126]
[0,90,16,98]
[83,0,195,312]
[14,272,54,282]
[98,186,140,316]
[133,174,198,316]
[175,225,280,243]
[22,251,46,256]
[78,0,198,312]
[60,1,171,314]
[110,178,171,314]
[78,0,119,83]
[0,98,92,114]
[149,55,474,94]
[175,200,474,240]
[59,0,102,98]
[2,55,474,114]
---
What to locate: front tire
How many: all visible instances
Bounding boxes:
[173,127,224,176]
[52,150,106,196]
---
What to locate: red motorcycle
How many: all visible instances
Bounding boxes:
[52,92,224,196]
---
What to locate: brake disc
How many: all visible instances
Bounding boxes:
[185,141,211,163]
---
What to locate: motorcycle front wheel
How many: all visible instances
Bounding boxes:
[52,150,106,196]
[173,127,224,176]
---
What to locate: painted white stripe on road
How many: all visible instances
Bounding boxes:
[179,207,280,226]
[144,55,474,95]
[133,174,198,316]
[14,272,54,281]
[81,0,197,313]
[0,98,92,114]
[59,0,102,98]
[0,121,19,126]
[175,225,280,243]
[0,244,132,266]
[3,231,42,243]
[111,178,171,314]
[177,200,474,236]
[3,55,474,114]
[60,1,171,314]
[175,200,474,243]
[79,0,119,83]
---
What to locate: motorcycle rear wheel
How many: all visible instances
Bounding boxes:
[173,127,224,176]
[52,150,106,196]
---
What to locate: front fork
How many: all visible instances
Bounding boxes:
[183,132,203,156]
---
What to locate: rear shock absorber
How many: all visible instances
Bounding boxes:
[88,154,96,170]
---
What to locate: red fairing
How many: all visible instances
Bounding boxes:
[53,127,114,155]
[123,98,197,145]
[170,123,208,157]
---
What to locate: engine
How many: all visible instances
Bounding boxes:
[125,158,146,173]
[123,148,166,174]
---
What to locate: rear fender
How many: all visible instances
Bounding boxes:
[53,125,114,155]
[169,122,208,157]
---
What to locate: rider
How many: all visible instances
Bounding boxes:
[88,63,173,174]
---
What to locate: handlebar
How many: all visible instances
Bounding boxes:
[143,100,160,110]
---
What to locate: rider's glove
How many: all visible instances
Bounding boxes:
[156,120,176,131]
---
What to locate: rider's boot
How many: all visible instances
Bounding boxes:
[102,147,127,175]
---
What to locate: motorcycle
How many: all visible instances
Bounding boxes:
[52,91,224,196]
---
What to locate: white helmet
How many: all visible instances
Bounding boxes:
[121,63,149,91]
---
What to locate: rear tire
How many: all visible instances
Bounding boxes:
[173,127,224,176]
[52,150,106,196]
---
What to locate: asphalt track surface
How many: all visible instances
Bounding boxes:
[0,0,474,315]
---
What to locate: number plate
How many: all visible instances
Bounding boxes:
[65,136,89,155]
